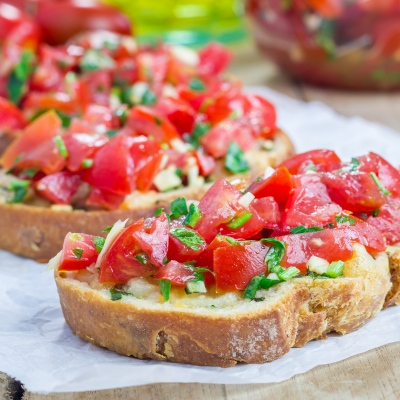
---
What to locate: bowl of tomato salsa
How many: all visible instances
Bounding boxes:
[245,0,400,90]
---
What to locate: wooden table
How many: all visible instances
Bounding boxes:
[2,43,400,400]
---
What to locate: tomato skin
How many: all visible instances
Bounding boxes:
[167,231,207,264]
[0,97,27,131]
[127,105,180,143]
[198,42,232,77]
[244,94,277,137]
[358,152,400,198]
[214,241,269,292]
[129,137,163,192]
[249,166,294,204]
[1,110,61,170]
[34,170,81,204]
[251,197,281,229]
[281,180,342,230]
[277,229,354,272]
[63,132,108,172]
[23,92,80,116]
[59,233,99,271]
[82,135,135,195]
[322,171,387,213]
[154,260,196,287]
[367,199,400,245]
[99,220,156,284]
[86,188,125,210]
[132,213,169,268]
[83,105,120,130]
[154,97,196,136]
[194,149,216,176]
[306,0,343,18]
[279,149,341,175]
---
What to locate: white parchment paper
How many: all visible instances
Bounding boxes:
[1,87,400,394]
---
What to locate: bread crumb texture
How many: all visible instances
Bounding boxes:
[55,244,397,367]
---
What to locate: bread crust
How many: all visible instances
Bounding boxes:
[0,130,293,262]
[54,244,395,367]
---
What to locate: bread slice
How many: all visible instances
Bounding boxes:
[0,130,293,262]
[54,243,396,367]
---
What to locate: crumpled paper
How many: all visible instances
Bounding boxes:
[1,87,400,394]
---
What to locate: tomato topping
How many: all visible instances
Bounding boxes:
[132,213,169,267]
[59,233,99,271]
[129,137,163,192]
[198,42,232,77]
[127,105,180,143]
[82,136,135,195]
[322,171,387,212]
[194,149,216,176]
[86,188,125,210]
[83,105,120,130]
[281,180,342,230]
[0,97,26,131]
[278,229,354,272]
[99,220,156,284]
[367,199,400,245]
[279,149,341,175]
[35,171,81,204]
[1,110,61,170]
[358,152,400,198]
[249,166,294,204]
[214,241,269,292]
[251,197,281,229]
[154,261,197,287]
[167,229,207,264]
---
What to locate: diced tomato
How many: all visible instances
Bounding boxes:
[30,57,64,92]
[281,180,342,230]
[194,149,216,176]
[195,235,231,268]
[164,148,188,169]
[249,166,294,204]
[132,213,169,267]
[86,188,125,210]
[200,118,256,158]
[23,92,80,116]
[214,241,269,292]
[358,152,400,198]
[35,171,81,204]
[306,0,343,18]
[127,105,180,143]
[84,70,112,106]
[198,42,232,77]
[82,135,135,195]
[251,197,281,229]
[279,149,341,175]
[0,97,27,131]
[63,132,108,172]
[1,110,61,170]
[167,229,207,264]
[322,171,387,212]
[137,51,169,87]
[244,94,277,137]
[155,97,196,136]
[129,137,163,192]
[59,233,99,271]
[154,260,197,287]
[68,119,96,135]
[99,220,156,284]
[277,229,354,272]
[367,199,400,245]
[83,104,120,130]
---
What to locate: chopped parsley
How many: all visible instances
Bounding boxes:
[80,49,115,72]
[184,122,211,148]
[188,78,206,92]
[243,275,264,299]
[110,288,135,301]
[154,208,164,217]
[7,179,30,203]
[135,253,148,265]
[170,228,205,251]
[290,226,323,234]
[225,141,250,174]
[82,159,93,169]
[183,203,202,228]
[93,236,105,254]
[335,215,356,225]
[339,157,359,172]
[170,197,188,217]
[370,172,392,196]
[72,248,84,260]
[102,225,114,233]
[159,279,171,302]
[372,209,380,217]
[261,238,286,272]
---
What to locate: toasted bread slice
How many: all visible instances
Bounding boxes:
[0,130,293,262]
[54,244,394,367]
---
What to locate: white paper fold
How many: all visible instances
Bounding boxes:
[1,87,400,394]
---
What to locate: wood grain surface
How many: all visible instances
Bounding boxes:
[2,42,400,400]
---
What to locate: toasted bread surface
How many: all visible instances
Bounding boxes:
[0,130,293,262]
[54,244,395,367]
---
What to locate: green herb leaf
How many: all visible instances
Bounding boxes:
[370,172,392,196]
[170,228,205,250]
[159,279,171,302]
[340,157,359,172]
[261,238,286,272]
[72,248,84,260]
[170,197,188,216]
[7,50,35,104]
[225,141,250,174]
[141,89,156,105]
[183,203,202,228]
[102,225,114,233]
[305,162,317,172]
[7,179,30,203]
[154,208,164,217]
[184,123,211,148]
[135,253,148,265]
[106,129,119,138]
[53,135,69,158]
[80,49,115,72]
[188,78,206,92]
[243,275,264,299]
[114,108,128,125]
[82,158,93,169]
[315,19,336,58]
[324,260,345,278]
[290,226,323,234]
[93,236,105,254]
[154,116,162,126]
[225,236,241,245]
[372,209,380,217]
[20,169,38,178]
[276,266,300,281]
[335,215,356,225]
[56,110,72,128]
[110,288,134,301]
[259,274,282,289]
[227,211,253,229]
